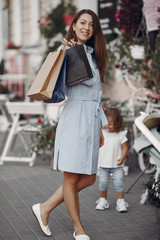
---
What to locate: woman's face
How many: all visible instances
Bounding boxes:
[73,13,94,44]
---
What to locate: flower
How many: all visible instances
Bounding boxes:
[146,174,160,208]
[7,42,14,49]
[26,114,31,117]
[147,59,152,69]
[120,28,126,33]
[38,16,51,28]
[115,64,120,68]
[115,10,121,20]
[29,117,57,157]
[45,17,50,22]
[0,83,10,94]
[7,41,21,49]
[145,88,160,100]
[102,104,107,110]
[48,130,53,137]
[37,118,42,124]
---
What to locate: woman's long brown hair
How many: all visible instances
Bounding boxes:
[65,9,108,82]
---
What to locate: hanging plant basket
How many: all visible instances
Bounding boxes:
[129,45,145,60]
[63,14,74,26]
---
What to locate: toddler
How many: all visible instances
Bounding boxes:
[96,107,128,212]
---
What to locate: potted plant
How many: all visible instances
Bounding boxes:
[146,173,160,227]
[29,117,57,166]
[141,14,160,96]
[129,44,145,60]
[0,82,10,100]
[63,0,76,26]
[38,0,76,56]
[112,0,147,71]
[107,0,160,101]
[0,59,5,75]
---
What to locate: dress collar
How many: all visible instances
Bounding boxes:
[84,44,94,54]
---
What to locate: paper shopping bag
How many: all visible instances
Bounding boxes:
[65,44,93,86]
[44,55,67,103]
[27,46,66,101]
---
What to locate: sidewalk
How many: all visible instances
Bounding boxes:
[0,153,160,240]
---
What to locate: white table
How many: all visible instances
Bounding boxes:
[0,101,45,166]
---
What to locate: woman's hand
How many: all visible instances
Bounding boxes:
[62,38,78,47]
[99,129,104,148]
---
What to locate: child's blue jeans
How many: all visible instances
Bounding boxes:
[99,167,124,192]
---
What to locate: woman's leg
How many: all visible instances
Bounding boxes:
[63,172,83,235]
[40,173,96,227]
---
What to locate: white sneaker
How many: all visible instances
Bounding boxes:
[116,199,128,213]
[96,198,109,210]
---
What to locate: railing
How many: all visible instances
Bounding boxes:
[0,73,34,100]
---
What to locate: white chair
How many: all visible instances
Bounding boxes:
[125,112,160,197]
[134,112,160,204]
[0,101,45,166]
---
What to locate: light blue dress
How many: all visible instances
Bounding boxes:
[53,45,108,175]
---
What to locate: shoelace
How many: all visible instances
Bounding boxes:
[118,201,129,208]
[104,201,109,208]
[125,202,129,207]
[96,199,109,208]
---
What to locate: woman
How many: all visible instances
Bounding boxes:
[32,9,108,240]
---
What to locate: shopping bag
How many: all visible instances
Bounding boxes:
[27,45,66,101]
[44,55,67,103]
[65,44,93,86]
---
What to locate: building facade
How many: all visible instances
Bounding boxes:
[0,0,97,61]
[0,0,97,98]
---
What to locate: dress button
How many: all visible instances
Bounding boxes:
[92,94,95,97]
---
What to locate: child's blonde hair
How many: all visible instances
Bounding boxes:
[104,107,124,132]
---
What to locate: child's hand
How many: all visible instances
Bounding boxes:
[99,130,104,148]
[116,159,123,166]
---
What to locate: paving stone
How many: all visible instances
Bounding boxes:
[0,151,159,240]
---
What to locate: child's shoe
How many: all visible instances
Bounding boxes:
[96,198,109,210]
[116,199,128,213]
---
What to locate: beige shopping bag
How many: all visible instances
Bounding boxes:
[27,46,65,101]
